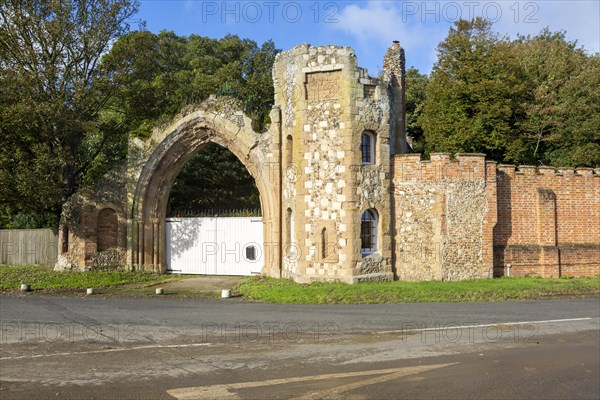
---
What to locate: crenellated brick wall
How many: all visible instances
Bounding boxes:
[392,154,599,280]
[494,165,600,278]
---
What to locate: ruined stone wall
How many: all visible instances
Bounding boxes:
[392,154,496,281]
[56,165,128,270]
[494,165,600,277]
[391,153,599,281]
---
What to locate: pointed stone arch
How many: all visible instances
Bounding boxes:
[127,102,282,275]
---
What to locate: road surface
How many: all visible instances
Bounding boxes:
[1,295,598,399]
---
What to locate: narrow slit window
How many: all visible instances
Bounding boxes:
[286,208,295,256]
[61,226,69,254]
[321,227,327,260]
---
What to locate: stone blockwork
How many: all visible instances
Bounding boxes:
[392,154,496,281]
[57,41,599,281]
[55,165,128,270]
[272,44,398,283]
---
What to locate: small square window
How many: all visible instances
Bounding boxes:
[245,245,256,261]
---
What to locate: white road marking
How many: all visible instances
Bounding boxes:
[0,342,212,361]
[377,317,593,334]
[167,363,457,400]
[1,317,593,361]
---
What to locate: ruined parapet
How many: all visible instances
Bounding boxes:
[496,164,600,177]
[383,41,408,155]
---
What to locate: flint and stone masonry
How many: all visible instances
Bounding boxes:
[56,42,600,282]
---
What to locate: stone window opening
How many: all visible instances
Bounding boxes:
[321,227,327,260]
[285,135,294,183]
[361,132,376,165]
[61,226,69,254]
[361,209,378,255]
[286,208,295,256]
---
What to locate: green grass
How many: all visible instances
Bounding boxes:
[0,265,173,292]
[3,265,598,303]
[235,276,600,304]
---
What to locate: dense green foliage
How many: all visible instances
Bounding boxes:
[405,67,429,153]
[0,1,276,228]
[0,0,140,228]
[236,276,600,304]
[102,30,278,139]
[167,143,260,213]
[513,30,600,166]
[419,18,600,166]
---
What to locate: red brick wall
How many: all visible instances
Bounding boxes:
[391,155,599,280]
[493,166,600,277]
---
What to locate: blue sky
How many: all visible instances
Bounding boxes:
[137,0,600,75]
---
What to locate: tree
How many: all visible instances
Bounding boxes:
[419,19,599,167]
[0,0,139,228]
[167,143,260,213]
[404,67,428,153]
[513,30,599,167]
[100,32,278,212]
[420,18,528,163]
[102,31,278,138]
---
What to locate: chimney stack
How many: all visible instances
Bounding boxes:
[383,41,407,155]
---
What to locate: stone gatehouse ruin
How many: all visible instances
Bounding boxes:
[57,42,600,282]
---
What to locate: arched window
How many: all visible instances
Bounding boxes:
[361,209,378,255]
[361,132,376,165]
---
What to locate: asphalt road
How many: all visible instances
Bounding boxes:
[1,295,599,399]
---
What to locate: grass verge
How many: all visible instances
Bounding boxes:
[0,265,173,292]
[235,276,600,304]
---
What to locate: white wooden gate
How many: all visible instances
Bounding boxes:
[166,217,263,275]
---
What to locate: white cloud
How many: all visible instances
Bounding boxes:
[495,1,600,54]
[328,1,452,73]
[330,1,438,52]
[328,1,599,74]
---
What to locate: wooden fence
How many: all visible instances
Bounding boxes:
[0,229,58,266]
